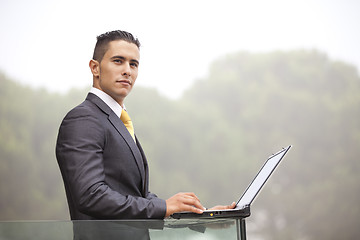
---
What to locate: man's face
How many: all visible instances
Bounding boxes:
[91,40,140,106]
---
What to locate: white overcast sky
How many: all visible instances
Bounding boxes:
[1,0,360,99]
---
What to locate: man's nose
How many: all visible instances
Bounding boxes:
[122,63,131,76]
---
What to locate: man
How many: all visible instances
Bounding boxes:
[56,30,235,220]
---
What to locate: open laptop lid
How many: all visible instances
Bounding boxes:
[171,145,291,219]
[235,145,291,209]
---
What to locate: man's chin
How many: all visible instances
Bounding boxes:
[113,90,132,104]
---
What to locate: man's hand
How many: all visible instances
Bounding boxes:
[165,192,206,217]
[208,202,236,211]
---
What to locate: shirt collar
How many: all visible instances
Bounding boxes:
[89,87,124,118]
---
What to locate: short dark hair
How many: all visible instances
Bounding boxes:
[92,30,141,62]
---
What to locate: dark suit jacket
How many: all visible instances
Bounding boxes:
[56,93,166,220]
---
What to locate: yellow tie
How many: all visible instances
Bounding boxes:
[120,109,135,141]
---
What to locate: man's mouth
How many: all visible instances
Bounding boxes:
[117,79,132,85]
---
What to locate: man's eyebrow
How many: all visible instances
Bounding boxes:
[111,55,139,65]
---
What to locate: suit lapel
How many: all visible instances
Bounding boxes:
[87,94,146,192]
[108,113,146,178]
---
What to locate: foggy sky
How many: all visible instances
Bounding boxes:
[1,0,360,99]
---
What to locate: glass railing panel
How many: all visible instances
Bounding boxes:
[0,218,241,240]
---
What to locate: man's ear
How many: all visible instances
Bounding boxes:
[89,59,100,77]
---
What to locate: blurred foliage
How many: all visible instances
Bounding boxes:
[1,49,360,240]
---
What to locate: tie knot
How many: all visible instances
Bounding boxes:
[120,109,135,141]
[120,109,131,123]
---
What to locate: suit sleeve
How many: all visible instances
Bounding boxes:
[56,106,166,219]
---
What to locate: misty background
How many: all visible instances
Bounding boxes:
[1,0,360,240]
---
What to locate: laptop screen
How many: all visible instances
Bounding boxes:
[236,146,291,208]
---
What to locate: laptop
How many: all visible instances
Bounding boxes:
[171,145,292,219]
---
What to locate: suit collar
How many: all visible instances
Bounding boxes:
[89,87,123,118]
[87,93,112,115]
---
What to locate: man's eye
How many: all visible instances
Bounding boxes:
[114,59,122,63]
[130,63,138,68]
